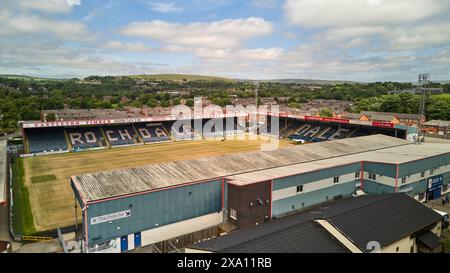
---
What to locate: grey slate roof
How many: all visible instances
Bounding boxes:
[416,231,442,249]
[190,193,443,253]
[423,120,450,127]
[327,193,443,251]
[219,221,349,253]
[362,111,424,120]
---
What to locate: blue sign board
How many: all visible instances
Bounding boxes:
[427,175,443,191]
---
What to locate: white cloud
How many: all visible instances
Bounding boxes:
[284,0,450,28]
[148,2,183,13]
[104,41,152,52]
[17,0,74,14]
[0,10,91,41]
[0,38,163,78]
[120,17,273,49]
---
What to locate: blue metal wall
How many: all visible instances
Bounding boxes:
[86,179,222,245]
[272,163,360,190]
[271,163,360,217]
[272,181,356,217]
[363,180,396,194]
[364,162,396,178]
[398,153,450,177]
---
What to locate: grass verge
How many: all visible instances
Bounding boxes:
[12,157,36,235]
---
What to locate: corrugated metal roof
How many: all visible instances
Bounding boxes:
[72,135,412,202]
[229,141,450,184]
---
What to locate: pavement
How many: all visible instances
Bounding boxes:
[0,142,11,243]
[0,140,6,204]
[424,195,450,217]
[0,204,10,242]
[13,239,63,253]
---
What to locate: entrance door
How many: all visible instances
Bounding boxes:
[120,235,128,252]
[134,232,141,248]
[433,187,442,200]
[427,191,434,201]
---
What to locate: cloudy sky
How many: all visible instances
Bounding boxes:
[1,0,450,81]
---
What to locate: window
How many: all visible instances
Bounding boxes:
[291,205,295,210]
[369,173,377,180]
[430,168,434,175]
[401,177,407,185]
[419,193,426,201]
[296,185,303,193]
[396,246,399,252]
[230,208,237,220]
[421,171,425,178]
[355,172,360,179]
[333,176,339,184]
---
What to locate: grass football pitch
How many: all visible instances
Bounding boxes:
[21,136,292,233]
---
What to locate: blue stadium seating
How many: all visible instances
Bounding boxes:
[135,123,171,143]
[288,123,355,143]
[67,127,104,150]
[103,125,139,146]
[27,128,68,153]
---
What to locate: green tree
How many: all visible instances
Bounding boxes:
[46,113,57,121]
[319,108,334,117]
[185,99,194,107]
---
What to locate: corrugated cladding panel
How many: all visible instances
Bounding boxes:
[87,179,222,245]
[398,180,428,196]
[272,181,356,217]
[363,180,395,195]
[364,162,397,178]
[398,153,450,178]
[272,163,360,191]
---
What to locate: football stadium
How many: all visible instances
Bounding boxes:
[7,108,448,253]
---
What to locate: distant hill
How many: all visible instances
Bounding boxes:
[245,78,356,85]
[0,74,65,81]
[127,74,236,82]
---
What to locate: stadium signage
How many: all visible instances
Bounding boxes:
[321,117,350,124]
[372,121,395,128]
[304,116,350,124]
[23,114,250,128]
[427,175,443,191]
[90,210,131,225]
[304,116,323,121]
[32,121,82,128]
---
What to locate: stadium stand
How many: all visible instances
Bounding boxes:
[134,123,171,143]
[258,118,276,136]
[67,127,105,151]
[202,118,225,138]
[103,125,140,146]
[288,122,355,143]
[27,128,68,153]
[226,117,245,135]
[171,120,198,140]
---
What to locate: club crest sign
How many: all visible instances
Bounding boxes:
[90,210,131,225]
